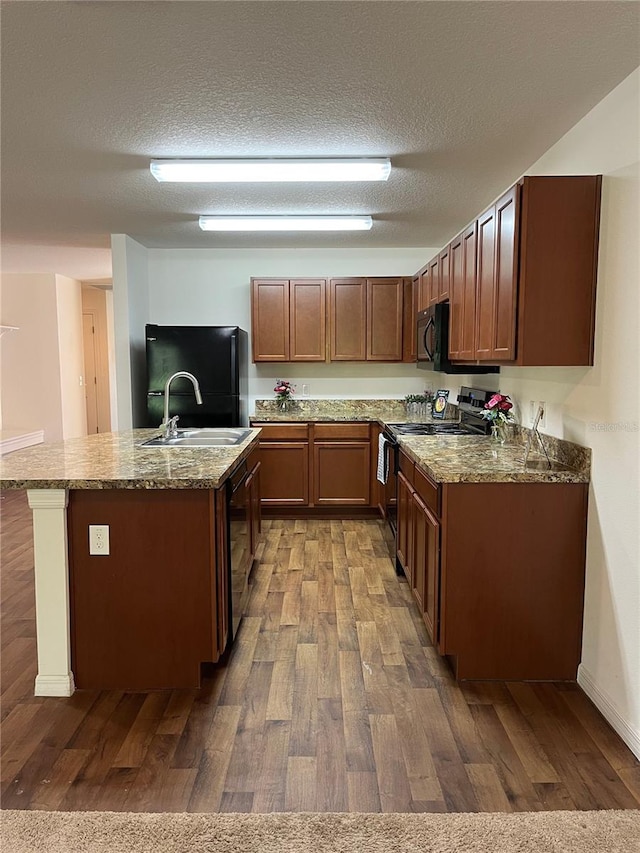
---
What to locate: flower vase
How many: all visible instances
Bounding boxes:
[277,396,291,413]
[491,422,508,445]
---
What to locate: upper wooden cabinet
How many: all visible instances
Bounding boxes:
[329,278,367,360]
[252,276,407,363]
[366,278,403,361]
[328,277,404,362]
[416,174,602,367]
[251,278,326,362]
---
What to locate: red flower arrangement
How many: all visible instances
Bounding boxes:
[480,393,514,425]
[274,380,295,400]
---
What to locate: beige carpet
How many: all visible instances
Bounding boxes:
[2,810,640,853]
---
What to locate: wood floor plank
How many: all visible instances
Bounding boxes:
[316,698,348,811]
[252,719,290,813]
[288,644,318,757]
[187,705,241,812]
[369,714,413,811]
[284,756,317,811]
[346,770,381,812]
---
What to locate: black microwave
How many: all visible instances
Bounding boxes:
[417,303,499,374]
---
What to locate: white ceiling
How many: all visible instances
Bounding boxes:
[1,1,638,275]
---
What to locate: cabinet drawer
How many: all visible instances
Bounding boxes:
[252,423,309,441]
[314,422,370,440]
[414,466,440,517]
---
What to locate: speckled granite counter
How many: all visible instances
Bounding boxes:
[0,428,261,490]
[396,435,589,484]
[251,399,590,484]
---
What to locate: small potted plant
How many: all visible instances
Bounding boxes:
[274,379,295,412]
[479,393,515,443]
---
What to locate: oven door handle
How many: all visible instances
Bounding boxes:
[422,319,435,361]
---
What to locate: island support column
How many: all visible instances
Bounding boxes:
[27,489,75,696]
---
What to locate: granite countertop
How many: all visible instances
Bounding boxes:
[250,399,590,484]
[0,428,261,490]
[396,435,589,484]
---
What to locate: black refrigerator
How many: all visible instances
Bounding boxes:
[145,325,248,428]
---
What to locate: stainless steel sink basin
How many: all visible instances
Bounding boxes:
[141,428,252,448]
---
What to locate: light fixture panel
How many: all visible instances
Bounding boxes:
[151,158,390,183]
[198,215,373,232]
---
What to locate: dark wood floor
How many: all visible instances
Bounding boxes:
[1,489,639,812]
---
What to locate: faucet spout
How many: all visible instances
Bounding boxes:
[161,371,203,437]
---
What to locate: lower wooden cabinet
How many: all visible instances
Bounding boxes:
[248,460,262,557]
[396,450,588,681]
[313,441,370,505]
[258,441,309,505]
[68,487,228,690]
[253,421,377,511]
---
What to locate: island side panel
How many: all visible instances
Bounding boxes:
[27,489,75,697]
[439,481,588,680]
[68,489,219,690]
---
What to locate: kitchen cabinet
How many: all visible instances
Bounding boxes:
[251,278,326,362]
[396,453,440,645]
[255,423,310,505]
[474,186,519,361]
[428,256,440,305]
[448,224,477,360]
[329,278,367,361]
[253,421,379,512]
[404,277,419,362]
[68,487,229,690]
[313,424,371,506]
[418,266,430,312]
[395,450,588,680]
[438,245,450,302]
[476,176,601,365]
[329,278,403,362]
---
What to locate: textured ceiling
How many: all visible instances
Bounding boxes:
[1,0,639,261]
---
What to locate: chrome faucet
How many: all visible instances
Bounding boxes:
[161,371,203,439]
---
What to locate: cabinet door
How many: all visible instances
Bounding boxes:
[367,278,403,361]
[429,257,440,305]
[474,204,497,359]
[313,441,371,505]
[251,279,290,362]
[329,278,367,361]
[396,471,413,583]
[258,442,309,505]
[459,223,478,361]
[403,277,419,362]
[290,279,327,362]
[491,186,519,360]
[448,232,464,359]
[215,488,229,658]
[439,245,450,302]
[412,492,427,613]
[423,503,441,645]
[418,267,430,312]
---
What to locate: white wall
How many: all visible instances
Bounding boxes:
[146,247,437,409]
[55,275,87,439]
[437,70,640,756]
[1,273,65,441]
[111,235,150,429]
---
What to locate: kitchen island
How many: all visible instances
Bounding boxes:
[0,428,261,695]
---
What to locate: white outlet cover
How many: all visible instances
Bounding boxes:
[89,524,110,555]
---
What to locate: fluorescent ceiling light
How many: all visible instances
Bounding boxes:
[198,216,373,232]
[151,158,391,182]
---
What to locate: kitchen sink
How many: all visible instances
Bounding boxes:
[141,428,252,448]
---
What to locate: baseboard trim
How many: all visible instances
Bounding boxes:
[577,663,640,760]
[261,506,382,519]
[34,673,75,697]
[0,430,44,455]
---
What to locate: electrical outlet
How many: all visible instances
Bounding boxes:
[302,384,310,397]
[89,524,110,556]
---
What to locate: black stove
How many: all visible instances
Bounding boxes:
[387,421,480,437]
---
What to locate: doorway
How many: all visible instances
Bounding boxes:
[81,284,112,434]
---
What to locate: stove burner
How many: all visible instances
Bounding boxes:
[388,422,483,437]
